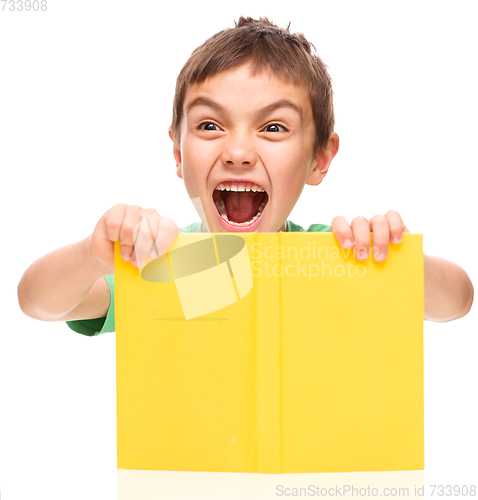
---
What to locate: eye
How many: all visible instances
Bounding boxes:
[263,123,287,133]
[199,122,221,131]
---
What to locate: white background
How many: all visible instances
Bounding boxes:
[1,1,477,499]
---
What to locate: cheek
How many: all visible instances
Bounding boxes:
[266,150,311,206]
[270,153,310,189]
[269,170,303,212]
[182,137,218,174]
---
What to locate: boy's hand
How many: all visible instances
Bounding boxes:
[88,204,180,274]
[330,210,410,262]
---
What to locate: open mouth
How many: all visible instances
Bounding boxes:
[212,181,268,228]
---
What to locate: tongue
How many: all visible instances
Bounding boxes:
[224,191,263,223]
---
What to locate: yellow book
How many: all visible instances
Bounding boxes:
[115,232,424,473]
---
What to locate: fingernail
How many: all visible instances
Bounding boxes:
[377,252,387,262]
[343,239,353,248]
[357,251,367,260]
[122,253,130,262]
[392,237,401,244]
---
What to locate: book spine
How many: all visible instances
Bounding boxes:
[254,233,283,473]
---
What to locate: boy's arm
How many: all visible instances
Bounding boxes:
[18,204,180,323]
[424,254,474,322]
[17,236,111,321]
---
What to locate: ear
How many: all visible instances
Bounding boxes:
[306,132,339,186]
[169,125,183,179]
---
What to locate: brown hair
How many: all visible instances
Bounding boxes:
[171,16,335,156]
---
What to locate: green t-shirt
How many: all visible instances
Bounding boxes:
[66,220,331,337]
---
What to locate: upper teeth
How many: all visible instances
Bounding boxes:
[215,182,265,192]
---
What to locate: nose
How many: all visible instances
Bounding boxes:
[220,133,258,168]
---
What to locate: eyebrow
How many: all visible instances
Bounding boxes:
[185,97,304,122]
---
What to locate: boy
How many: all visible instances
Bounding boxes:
[17,17,473,332]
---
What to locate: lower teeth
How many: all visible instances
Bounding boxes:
[215,201,265,226]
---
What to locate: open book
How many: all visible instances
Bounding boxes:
[115,232,423,473]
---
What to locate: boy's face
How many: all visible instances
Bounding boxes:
[170,62,338,232]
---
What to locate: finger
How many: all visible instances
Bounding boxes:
[350,216,371,260]
[148,216,162,260]
[119,206,143,262]
[130,209,157,265]
[369,214,391,262]
[385,210,406,244]
[133,216,157,268]
[140,212,165,260]
[133,213,180,268]
[330,216,354,249]
[102,203,127,243]
[151,216,181,256]
[130,248,137,268]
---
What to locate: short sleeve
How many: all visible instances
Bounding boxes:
[66,274,115,336]
[307,223,331,232]
[286,221,331,232]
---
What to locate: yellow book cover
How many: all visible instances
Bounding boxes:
[115,232,424,473]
